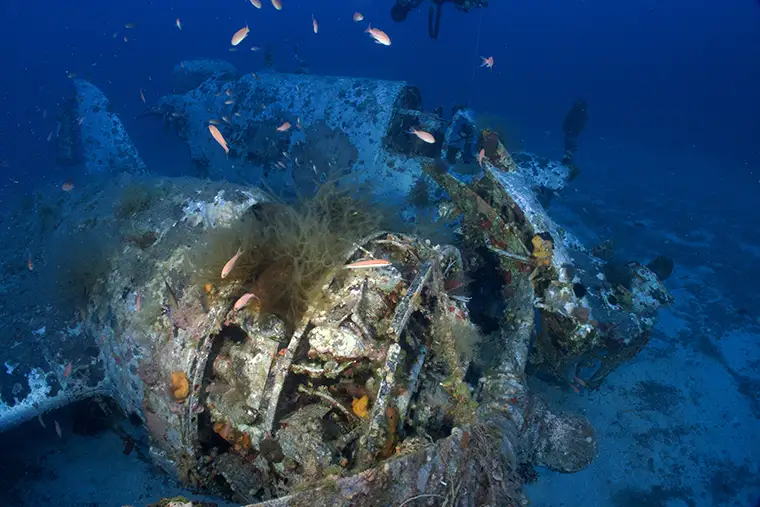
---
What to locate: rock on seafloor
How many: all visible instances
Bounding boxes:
[73,79,148,175]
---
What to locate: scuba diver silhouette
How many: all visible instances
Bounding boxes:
[390,0,488,40]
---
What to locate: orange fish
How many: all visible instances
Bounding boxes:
[140,89,146,103]
[136,289,143,312]
[231,25,250,46]
[271,0,282,10]
[221,248,243,279]
[27,256,33,271]
[233,292,259,311]
[353,12,364,22]
[366,24,391,46]
[208,125,229,154]
[312,14,318,34]
[277,121,291,132]
[251,0,262,8]
[480,56,494,69]
[409,128,435,144]
[344,259,392,269]
[477,148,486,167]
[63,363,72,377]
[62,181,74,192]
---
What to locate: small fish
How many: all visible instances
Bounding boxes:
[250,46,261,51]
[251,0,262,8]
[344,259,392,269]
[27,255,34,271]
[228,47,239,52]
[366,24,391,46]
[296,116,301,129]
[123,35,129,42]
[208,119,220,125]
[353,12,364,22]
[224,99,235,105]
[312,15,318,34]
[112,32,118,39]
[221,248,244,279]
[66,72,76,79]
[140,88,146,103]
[122,435,134,455]
[54,420,62,437]
[163,276,179,310]
[272,0,283,10]
[226,89,232,96]
[409,128,435,144]
[175,18,182,30]
[480,56,494,69]
[477,148,485,167]
[234,292,259,311]
[125,22,136,29]
[277,121,291,132]
[38,414,46,428]
[208,124,229,154]
[63,363,72,377]
[231,25,250,46]
[46,132,52,142]
[62,181,74,192]
[136,289,143,312]
[222,115,231,123]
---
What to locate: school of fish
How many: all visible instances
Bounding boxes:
[79,4,495,163]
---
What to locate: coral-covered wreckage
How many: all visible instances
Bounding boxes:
[0,63,672,506]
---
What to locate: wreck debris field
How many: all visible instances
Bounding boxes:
[1,1,759,507]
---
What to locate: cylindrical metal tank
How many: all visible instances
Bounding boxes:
[150,71,453,206]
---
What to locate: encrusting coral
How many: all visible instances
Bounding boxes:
[170,371,190,401]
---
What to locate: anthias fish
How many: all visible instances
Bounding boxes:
[221,248,244,279]
[409,128,435,144]
[208,124,229,154]
[366,24,391,46]
[231,25,250,46]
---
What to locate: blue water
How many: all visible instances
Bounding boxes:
[1,0,759,506]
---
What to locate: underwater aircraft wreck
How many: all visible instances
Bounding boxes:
[0,62,671,506]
